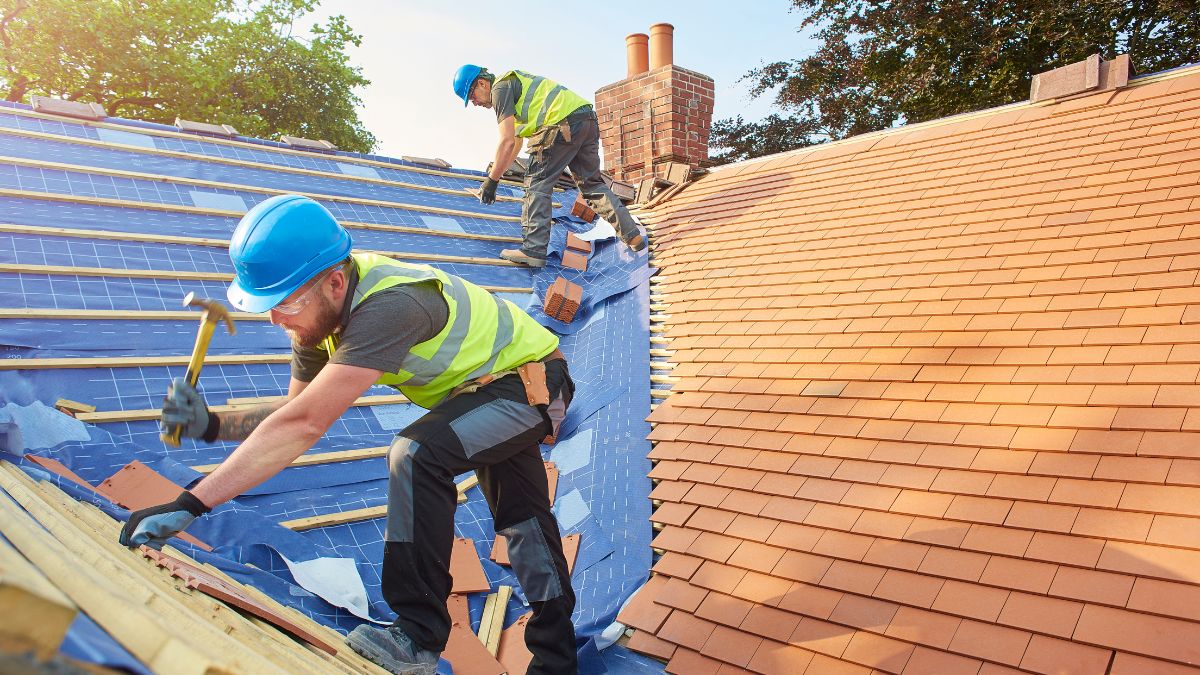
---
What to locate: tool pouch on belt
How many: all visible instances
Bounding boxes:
[526,124,563,162]
[517,360,567,444]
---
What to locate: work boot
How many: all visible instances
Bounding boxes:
[346,624,439,675]
[500,249,547,267]
[621,230,647,252]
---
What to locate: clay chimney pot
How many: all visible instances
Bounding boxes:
[626,33,649,78]
[649,23,674,69]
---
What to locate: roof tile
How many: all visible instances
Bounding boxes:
[700,623,764,669]
[840,631,915,673]
[666,647,723,675]
[739,603,802,644]
[658,610,717,653]
[1018,634,1112,675]
[1074,604,1200,665]
[947,619,1032,667]
[789,617,856,657]
[901,646,983,675]
[932,580,1010,622]
[978,556,1058,595]
[747,639,816,674]
[873,570,945,610]
[996,591,1085,638]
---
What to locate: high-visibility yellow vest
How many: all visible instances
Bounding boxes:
[499,70,591,138]
[321,253,559,408]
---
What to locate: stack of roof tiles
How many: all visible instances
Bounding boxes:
[627,64,1200,673]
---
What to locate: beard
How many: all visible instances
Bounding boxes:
[285,293,343,349]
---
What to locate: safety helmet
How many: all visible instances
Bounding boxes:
[226,195,353,313]
[453,64,484,106]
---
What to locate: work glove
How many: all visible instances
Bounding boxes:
[478,177,499,205]
[118,490,211,549]
[161,377,218,442]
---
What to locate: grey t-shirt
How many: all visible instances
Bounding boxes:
[492,77,520,123]
[290,280,450,382]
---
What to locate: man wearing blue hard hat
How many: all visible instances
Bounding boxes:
[119,195,579,674]
[453,63,646,267]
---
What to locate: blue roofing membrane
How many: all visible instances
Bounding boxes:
[0,103,662,674]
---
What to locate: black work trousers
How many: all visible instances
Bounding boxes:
[520,110,642,259]
[381,358,577,674]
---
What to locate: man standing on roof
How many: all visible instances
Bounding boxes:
[118,195,579,675]
[454,64,647,267]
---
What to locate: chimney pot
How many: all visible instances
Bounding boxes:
[625,33,649,78]
[648,23,674,69]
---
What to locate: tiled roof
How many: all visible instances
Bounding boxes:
[630,64,1200,673]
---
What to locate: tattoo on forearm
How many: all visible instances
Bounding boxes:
[216,401,286,441]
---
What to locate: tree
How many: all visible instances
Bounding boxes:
[712,1,1200,163]
[0,0,375,152]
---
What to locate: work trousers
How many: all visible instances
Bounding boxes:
[520,109,642,260]
[381,359,577,674]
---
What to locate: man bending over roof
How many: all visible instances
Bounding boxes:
[119,195,579,675]
[454,64,647,267]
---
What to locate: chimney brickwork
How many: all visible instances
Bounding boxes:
[595,24,714,185]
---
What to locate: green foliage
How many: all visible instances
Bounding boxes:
[712,0,1200,163]
[0,0,374,152]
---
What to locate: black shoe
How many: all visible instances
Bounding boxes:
[622,230,647,252]
[500,248,549,267]
[346,624,439,675]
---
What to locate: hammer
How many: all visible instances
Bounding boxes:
[161,293,236,447]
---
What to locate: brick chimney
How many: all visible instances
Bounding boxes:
[595,23,714,185]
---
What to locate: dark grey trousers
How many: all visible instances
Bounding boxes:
[520,110,642,259]
[381,360,577,674]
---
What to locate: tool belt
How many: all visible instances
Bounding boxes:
[447,348,568,443]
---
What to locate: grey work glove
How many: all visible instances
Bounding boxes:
[161,377,219,442]
[478,177,499,205]
[119,490,211,549]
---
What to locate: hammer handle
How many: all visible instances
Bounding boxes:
[162,319,219,447]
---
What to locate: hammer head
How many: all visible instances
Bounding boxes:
[183,292,237,335]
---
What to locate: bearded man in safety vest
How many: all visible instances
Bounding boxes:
[454,64,647,267]
[118,195,579,674]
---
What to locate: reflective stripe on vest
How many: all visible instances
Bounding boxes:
[500,70,591,138]
[321,253,559,408]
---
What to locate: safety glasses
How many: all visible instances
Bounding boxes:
[272,266,336,315]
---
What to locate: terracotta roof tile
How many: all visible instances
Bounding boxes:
[873,570,944,609]
[695,591,757,631]
[841,631,915,673]
[627,629,677,661]
[1019,635,1112,675]
[789,616,856,657]
[617,575,672,632]
[996,591,1085,638]
[658,610,717,652]
[901,646,983,675]
[653,551,706,580]
[948,619,1032,667]
[746,639,815,674]
[666,647,722,675]
[805,652,876,675]
[1074,603,1200,665]
[691,560,748,596]
[700,623,765,669]
[1126,577,1200,625]
[1109,652,1200,675]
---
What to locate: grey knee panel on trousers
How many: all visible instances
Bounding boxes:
[499,517,563,602]
[386,436,419,542]
[449,397,544,458]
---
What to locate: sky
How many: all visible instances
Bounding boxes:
[299,0,817,168]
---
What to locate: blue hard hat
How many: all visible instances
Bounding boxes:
[453,64,484,106]
[227,195,353,313]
